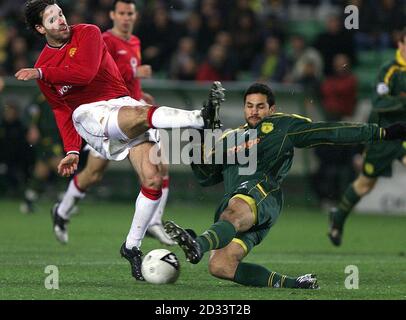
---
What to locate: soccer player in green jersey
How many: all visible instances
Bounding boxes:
[164,82,406,289]
[328,28,406,247]
[21,94,64,214]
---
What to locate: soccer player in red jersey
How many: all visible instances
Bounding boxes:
[16,0,222,281]
[54,0,175,246]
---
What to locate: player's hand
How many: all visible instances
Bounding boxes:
[57,154,79,177]
[15,68,41,81]
[384,122,406,140]
[141,91,155,105]
[136,65,152,78]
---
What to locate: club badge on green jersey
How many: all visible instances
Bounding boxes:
[261,122,274,134]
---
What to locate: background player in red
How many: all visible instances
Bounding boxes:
[15,0,221,281]
[54,0,175,246]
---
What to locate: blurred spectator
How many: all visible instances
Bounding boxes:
[169,36,199,80]
[311,53,359,208]
[196,44,234,81]
[214,31,238,80]
[230,11,263,71]
[0,102,33,196]
[251,35,289,82]
[286,34,323,83]
[314,13,356,76]
[320,54,357,120]
[138,7,181,72]
[182,12,206,54]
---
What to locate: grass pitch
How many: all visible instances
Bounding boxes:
[0,199,405,300]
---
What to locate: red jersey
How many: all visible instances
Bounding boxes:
[35,24,129,153]
[102,30,143,100]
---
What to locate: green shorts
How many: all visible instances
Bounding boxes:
[213,179,283,254]
[35,138,63,161]
[362,140,406,177]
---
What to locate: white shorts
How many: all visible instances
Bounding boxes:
[72,96,159,161]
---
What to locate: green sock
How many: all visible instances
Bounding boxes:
[335,185,361,226]
[196,220,236,253]
[233,262,297,288]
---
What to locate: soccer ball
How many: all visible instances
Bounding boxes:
[141,249,180,284]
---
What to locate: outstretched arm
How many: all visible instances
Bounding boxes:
[285,115,406,148]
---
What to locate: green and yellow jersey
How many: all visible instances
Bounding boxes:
[26,94,63,159]
[191,113,385,251]
[371,49,406,126]
[193,113,383,194]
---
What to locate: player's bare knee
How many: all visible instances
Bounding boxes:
[219,210,243,230]
[208,255,236,280]
[140,173,162,190]
[353,176,376,196]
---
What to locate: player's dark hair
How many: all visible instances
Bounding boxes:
[244,83,275,106]
[25,0,56,34]
[112,0,136,11]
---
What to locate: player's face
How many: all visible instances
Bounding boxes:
[110,2,137,34]
[37,5,71,45]
[244,93,275,127]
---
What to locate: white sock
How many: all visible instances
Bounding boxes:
[151,107,204,129]
[125,188,162,249]
[149,186,169,226]
[58,178,86,220]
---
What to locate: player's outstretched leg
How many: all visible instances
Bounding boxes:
[120,242,144,281]
[164,221,203,264]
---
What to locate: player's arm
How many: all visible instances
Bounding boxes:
[40,25,104,86]
[38,81,81,176]
[285,115,396,148]
[372,64,406,112]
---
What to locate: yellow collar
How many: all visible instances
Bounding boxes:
[396,49,406,67]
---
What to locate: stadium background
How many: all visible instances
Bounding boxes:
[0,0,406,301]
[1,0,406,212]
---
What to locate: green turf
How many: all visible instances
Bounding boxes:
[0,199,405,300]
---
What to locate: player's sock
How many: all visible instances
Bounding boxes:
[335,185,361,227]
[196,220,236,253]
[233,262,297,288]
[149,177,169,226]
[125,186,162,249]
[58,176,86,220]
[148,107,204,129]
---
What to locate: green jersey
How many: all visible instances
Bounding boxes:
[371,49,406,127]
[26,94,61,143]
[192,113,384,194]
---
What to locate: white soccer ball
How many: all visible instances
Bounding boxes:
[141,249,180,284]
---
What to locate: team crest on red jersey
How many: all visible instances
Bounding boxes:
[69,47,77,58]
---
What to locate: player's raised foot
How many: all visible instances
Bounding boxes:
[164,221,202,264]
[120,242,145,281]
[201,81,225,130]
[51,203,69,244]
[295,274,319,289]
[147,224,177,246]
[328,207,343,247]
